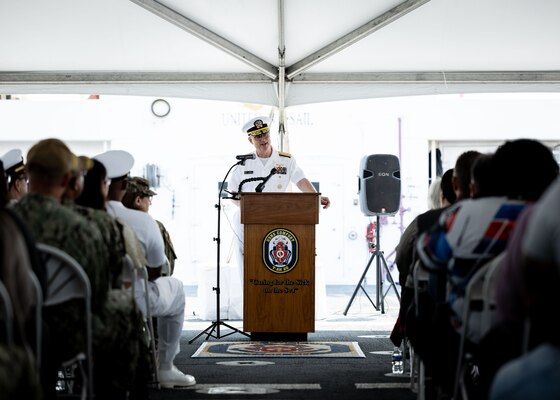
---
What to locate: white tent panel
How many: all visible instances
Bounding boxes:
[1,0,560,107]
[310,0,560,72]
[0,0,255,72]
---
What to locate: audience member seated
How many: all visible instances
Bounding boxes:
[489,176,560,399]
[65,158,150,399]
[122,177,177,276]
[95,150,196,389]
[395,152,480,398]
[391,167,457,347]
[10,139,119,399]
[0,149,28,204]
[413,139,558,397]
[0,163,41,399]
[392,151,480,348]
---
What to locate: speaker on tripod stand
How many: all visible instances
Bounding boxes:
[344,154,402,315]
[359,154,401,216]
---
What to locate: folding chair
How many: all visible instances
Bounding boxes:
[36,243,94,400]
[453,252,505,400]
[27,269,43,373]
[122,255,160,389]
[0,280,14,346]
[410,260,429,400]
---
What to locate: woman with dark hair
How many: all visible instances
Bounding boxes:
[67,158,150,399]
[75,159,109,210]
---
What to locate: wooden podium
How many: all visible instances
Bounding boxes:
[241,192,319,338]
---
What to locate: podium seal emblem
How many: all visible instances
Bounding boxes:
[262,228,299,273]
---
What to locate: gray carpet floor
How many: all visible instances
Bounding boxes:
[146,284,416,399]
[148,328,417,400]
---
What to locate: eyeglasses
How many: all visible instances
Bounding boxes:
[253,132,270,140]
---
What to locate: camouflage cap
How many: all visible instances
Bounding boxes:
[26,138,80,176]
[127,176,157,196]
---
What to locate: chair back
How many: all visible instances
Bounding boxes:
[27,269,43,371]
[37,243,91,307]
[412,260,430,317]
[454,252,506,400]
[0,280,14,345]
[36,243,94,400]
[121,254,159,388]
[480,252,505,334]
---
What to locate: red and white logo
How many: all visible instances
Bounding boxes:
[262,228,299,273]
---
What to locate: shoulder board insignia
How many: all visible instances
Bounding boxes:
[278,151,292,158]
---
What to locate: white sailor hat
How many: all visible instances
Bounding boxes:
[0,149,25,177]
[242,116,271,136]
[93,150,135,180]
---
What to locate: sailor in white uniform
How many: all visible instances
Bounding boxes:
[94,150,196,389]
[0,149,28,204]
[227,116,330,318]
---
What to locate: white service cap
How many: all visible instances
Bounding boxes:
[0,149,24,173]
[93,150,135,179]
[242,116,271,136]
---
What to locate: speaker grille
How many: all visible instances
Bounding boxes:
[359,154,401,215]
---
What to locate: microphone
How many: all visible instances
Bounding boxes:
[255,168,277,192]
[236,153,256,165]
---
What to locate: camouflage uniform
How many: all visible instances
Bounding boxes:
[11,193,106,311]
[65,200,125,288]
[11,194,104,387]
[64,200,150,392]
[11,193,145,393]
[157,220,177,275]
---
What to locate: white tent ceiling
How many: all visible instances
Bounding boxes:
[1,0,560,113]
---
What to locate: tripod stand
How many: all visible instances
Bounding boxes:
[343,215,400,315]
[189,161,250,343]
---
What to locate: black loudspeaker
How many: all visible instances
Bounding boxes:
[359,154,401,216]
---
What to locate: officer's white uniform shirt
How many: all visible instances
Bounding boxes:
[229,149,305,194]
[107,200,166,267]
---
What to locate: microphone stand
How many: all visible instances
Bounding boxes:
[189,161,250,343]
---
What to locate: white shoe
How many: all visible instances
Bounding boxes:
[159,365,196,388]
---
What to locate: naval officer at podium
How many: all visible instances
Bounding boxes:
[227,116,330,317]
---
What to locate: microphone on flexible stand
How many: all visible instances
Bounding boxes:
[255,168,277,192]
[235,153,256,165]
